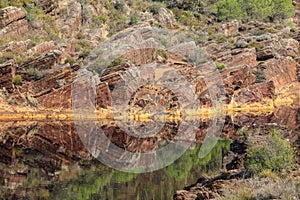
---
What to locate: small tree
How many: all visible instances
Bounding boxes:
[217,0,243,21]
[245,129,295,174]
[13,75,22,85]
[272,0,294,21]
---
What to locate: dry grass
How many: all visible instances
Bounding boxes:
[219,176,300,200]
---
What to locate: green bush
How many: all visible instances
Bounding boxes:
[254,70,266,83]
[148,4,161,14]
[108,55,126,68]
[155,49,168,60]
[217,0,243,21]
[91,14,107,28]
[217,34,228,43]
[13,75,22,85]
[0,51,14,63]
[75,39,93,59]
[216,63,227,70]
[129,13,139,25]
[248,41,263,50]
[244,129,295,174]
[65,56,76,65]
[26,67,40,80]
[216,0,294,22]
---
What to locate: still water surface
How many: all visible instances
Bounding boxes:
[0,106,299,199]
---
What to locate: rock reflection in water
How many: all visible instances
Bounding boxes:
[0,106,299,199]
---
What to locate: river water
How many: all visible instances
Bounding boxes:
[0,106,299,199]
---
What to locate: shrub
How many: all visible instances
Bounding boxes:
[114,0,125,12]
[26,67,41,80]
[75,39,93,59]
[13,75,22,85]
[148,4,160,14]
[155,49,168,60]
[254,69,266,83]
[129,13,139,25]
[195,34,205,42]
[217,34,228,43]
[108,55,126,68]
[244,129,295,174]
[65,56,76,65]
[248,41,263,50]
[91,14,107,28]
[216,63,227,70]
[258,169,278,180]
[217,0,243,21]
[0,51,14,63]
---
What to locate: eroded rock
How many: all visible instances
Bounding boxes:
[0,60,16,92]
[157,8,177,28]
[0,7,29,38]
[263,57,297,91]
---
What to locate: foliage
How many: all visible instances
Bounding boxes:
[0,51,14,63]
[13,75,22,85]
[244,129,295,174]
[155,49,168,59]
[216,0,294,22]
[258,169,278,180]
[108,55,126,68]
[217,34,228,43]
[166,0,204,13]
[65,56,76,65]
[75,40,94,59]
[148,3,161,14]
[26,67,41,80]
[271,0,295,21]
[129,12,139,25]
[217,0,243,21]
[175,10,203,26]
[254,69,266,83]
[216,63,227,70]
[90,14,107,28]
[248,40,263,50]
[0,0,32,8]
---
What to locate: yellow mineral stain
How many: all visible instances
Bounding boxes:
[0,96,296,122]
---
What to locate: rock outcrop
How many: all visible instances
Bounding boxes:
[0,6,29,37]
[0,60,16,92]
[262,57,297,91]
[157,8,177,28]
[18,50,62,73]
[221,20,239,36]
[36,0,58,13]
[55,2,83,37]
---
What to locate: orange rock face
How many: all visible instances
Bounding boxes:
[263,57,298,91]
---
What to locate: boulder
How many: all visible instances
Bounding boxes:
[157,8,177,28]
